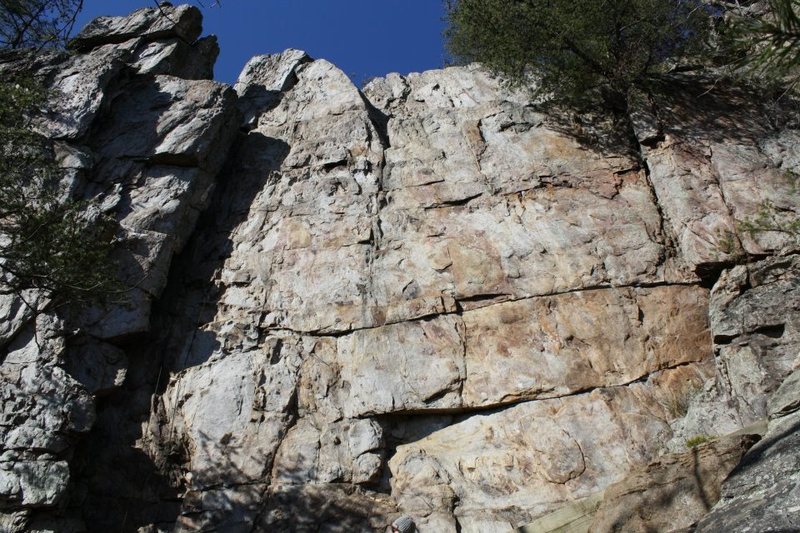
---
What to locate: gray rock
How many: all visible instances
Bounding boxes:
[91,75,237,167]
[132,35,219,80]
[36,42,132,140]
[0,511,28,533]
[710,255,800,423]
[0,5,238,529]
[234,49,310,127]
[70,74,237,341]
[148,336,304,490]
[64,338,128,394]
[0,290,47,349]
[69,5,203,51]
[0,461,70,508]
[4,5,800,531]
[769,365,800,419]
[696,402,800,531]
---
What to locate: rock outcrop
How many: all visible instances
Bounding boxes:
[0,5,237,532]
[0,5,798,532]
[696,367,800,532]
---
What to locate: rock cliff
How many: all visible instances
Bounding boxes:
[0,5,798,532]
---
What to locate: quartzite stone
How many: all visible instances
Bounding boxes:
[2,5,799,532]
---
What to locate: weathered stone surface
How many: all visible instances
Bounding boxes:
[147,339,302,531]
[389,364,712,530]
[0,6,239,530]
[234,48,310,127]
[0,290,46,349]
[91,76,236,167]
[174,482,267,533]
[64,339,128,395]
[635,84,800,273]
[364,67,694,315]
[72,75,237,340]
[132,35,219,80]
[696,368,800,532]
[0,461,70,508]
[283,283,712,428]
[462,285,710,407]
[256,484,398,532]
[1,325,94,451]
[235,48,310,94]
[519,493,605,533]
[0,511,28,533]
[151,337,302,489]
[272,417,384,485]
[710,255,800,424]
[338,315,466,416]
[3,5,800,532]
[69,5,203,51]
[0,316,94,513]
[589,434,757,532]
[202,55,385,336]
[769,363,800,418]
[36,43,131,140]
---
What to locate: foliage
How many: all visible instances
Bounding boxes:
[0,0,124,309]
[445,0,714,109]
[738,201,800,243]
[727,0,800,87]
[685,434,712,448]
[0,77,118,305]
[716,228,741,257]
[0,0,84,49]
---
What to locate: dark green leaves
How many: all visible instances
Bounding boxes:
[728,0,800,84]
[0,78,118,305]
[445,0,714,108]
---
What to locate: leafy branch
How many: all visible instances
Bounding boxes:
[0,77,120,308]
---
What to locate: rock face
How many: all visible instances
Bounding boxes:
[0,5,237,532]
[0,5,798,532]
[588,434,758,532]
[696,367,800,532]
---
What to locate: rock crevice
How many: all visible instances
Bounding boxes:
[1,5,799,533]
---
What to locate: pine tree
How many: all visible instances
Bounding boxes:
[445,0,714,110]
[0,77,118,305]
[0,0,84,49]
[728,0,800,87]
[0,0,120,308]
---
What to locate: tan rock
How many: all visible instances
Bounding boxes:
[462,285,711,407]
[637,86,800,274]
[257,484,398,532]
[589,435,757,532]
[271,416,383,485]
[390,364,713,529]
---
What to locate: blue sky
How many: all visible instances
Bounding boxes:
[74,1,449,85]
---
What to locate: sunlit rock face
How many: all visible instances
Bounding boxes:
[1,5,799,532]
